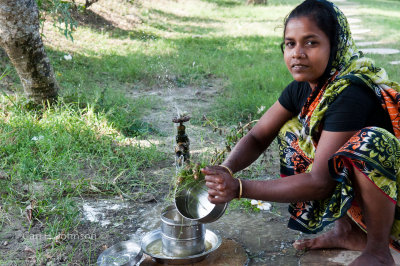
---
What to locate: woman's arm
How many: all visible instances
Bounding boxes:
[223,101,294,173]
[239,129,357,202]
[202,100,293,203]
[204,125,357,204]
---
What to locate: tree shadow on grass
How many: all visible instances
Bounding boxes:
[200,0,245,7]
[72,9,159,41]
[43,33,288,135]
[72,9,117,31]
[72,8,219,41]
[0,28,287,137]
[149,8,221,23]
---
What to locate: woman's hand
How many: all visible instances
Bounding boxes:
[202,166,239,204]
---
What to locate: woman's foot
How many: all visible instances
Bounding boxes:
[350,248,395,266]
[293,215,367,251]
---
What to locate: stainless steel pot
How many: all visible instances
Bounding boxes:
[160,205,205,257]
[174,179,228,223]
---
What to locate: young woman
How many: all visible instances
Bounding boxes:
[202,0,400,265]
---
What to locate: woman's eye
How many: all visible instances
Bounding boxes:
[306,40,317,46]
[285,42,295,48]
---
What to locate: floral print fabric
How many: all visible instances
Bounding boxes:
[277,0,400,247]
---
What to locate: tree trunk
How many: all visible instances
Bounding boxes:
[0,0,59,104]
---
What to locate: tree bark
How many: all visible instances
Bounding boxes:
[0,0,59,104]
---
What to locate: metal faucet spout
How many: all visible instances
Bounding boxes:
[172,115,191,165]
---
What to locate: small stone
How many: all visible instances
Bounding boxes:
[24,246,35,254]
[3,241,8,246]
[0,170,8,180]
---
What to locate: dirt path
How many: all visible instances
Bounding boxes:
[128,77,228,157]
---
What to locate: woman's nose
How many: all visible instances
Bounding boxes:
[292,46,305,58]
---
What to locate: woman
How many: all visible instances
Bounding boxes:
[202,0,400,265]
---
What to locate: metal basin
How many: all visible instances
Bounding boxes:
[175,179,228,223]
[97,239,142,266]
[141,229,221,265]
[160,205,205,257]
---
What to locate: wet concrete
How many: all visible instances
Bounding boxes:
[83,197,400,265]
[82,198,301,265]
[141,239,248,265]
[301,249,400,266]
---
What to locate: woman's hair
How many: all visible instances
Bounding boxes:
[281,0,339,83]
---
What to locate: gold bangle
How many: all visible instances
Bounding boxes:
[220,165,233,177]
[219,165,241,199]
[237,178,242,200]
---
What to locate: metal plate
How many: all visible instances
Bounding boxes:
[97,239,143,266]
[141,229,222,265]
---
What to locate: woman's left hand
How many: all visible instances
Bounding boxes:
[202,166,239,204]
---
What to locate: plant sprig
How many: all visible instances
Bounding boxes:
[202,115,259,165]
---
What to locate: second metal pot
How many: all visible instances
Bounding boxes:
[174,179,228,223]
[160,205,205,257]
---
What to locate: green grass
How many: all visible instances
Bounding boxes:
[0,92,161,225]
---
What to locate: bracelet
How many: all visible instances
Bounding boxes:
[219,165,233,177]
[237,178,243,200]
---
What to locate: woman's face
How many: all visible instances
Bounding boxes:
[283,16,331,89]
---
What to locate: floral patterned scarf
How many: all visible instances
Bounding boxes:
[279,0,400,235]
[297,0,400,161]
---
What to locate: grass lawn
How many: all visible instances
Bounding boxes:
[0,0,400,264]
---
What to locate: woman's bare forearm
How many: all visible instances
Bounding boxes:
[222,131,275,173]
[226,130,357,203]
[221,101,293,173]
[241,172,336,202]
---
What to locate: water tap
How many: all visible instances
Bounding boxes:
[172,115,190,165]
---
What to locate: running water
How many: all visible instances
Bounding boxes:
[175,154,185,176]
[174,104,184,175]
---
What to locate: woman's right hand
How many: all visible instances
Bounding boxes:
[202,165,239,204]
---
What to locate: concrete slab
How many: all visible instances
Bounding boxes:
[361,48,400,55]
[300,249,400,266]
[352,35,365,41]
[140,238,248,265]
[352,28,371,35]
[347,18,362,24]
[350,24,361,29]
[341,10,363,17]
[356,41,381,47]
[390,61,400,65]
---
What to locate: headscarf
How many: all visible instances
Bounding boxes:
[296,0,400,160]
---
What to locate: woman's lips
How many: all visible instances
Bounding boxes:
[291,64,308,71]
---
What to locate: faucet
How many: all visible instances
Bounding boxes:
[172,115,190,165]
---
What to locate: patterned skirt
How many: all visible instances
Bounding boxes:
[278,117,400,250]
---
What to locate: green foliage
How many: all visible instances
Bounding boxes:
[0,89,162,234]
[175,162,205,183]
[229,198,261,213]
[37,0,78,40]
[202,115,258,164]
